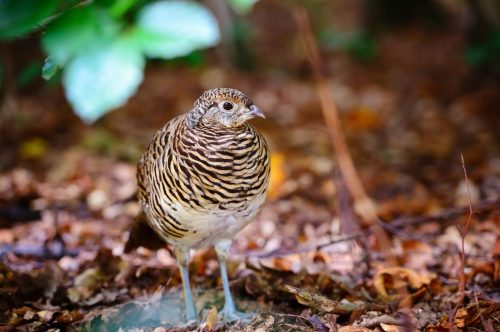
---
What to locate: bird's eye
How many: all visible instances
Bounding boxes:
[222,102,233,110]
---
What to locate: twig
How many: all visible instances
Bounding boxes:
[292,7,378,226]
[284,285,386,314]
[391,199,498,228]
[354,312,416,329]
[474,287,494,332]
[206,0,236,64]
[335,170,361,238]
[450,153,475,331]
[458,153,474,294]
[292,6,395,263]
[335,170,373,273]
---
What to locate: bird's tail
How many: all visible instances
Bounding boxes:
[124,211,166,252]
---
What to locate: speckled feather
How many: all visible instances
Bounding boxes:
[136,88,270,252]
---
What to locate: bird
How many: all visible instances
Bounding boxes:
[134,88,270,321]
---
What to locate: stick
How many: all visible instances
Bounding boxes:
[292,7,378,226]
[458,153,473,294]
[292,6,395,263]
[450,153,475,331]
[284,285,386,314]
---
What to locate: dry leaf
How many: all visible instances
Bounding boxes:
[67,268,106,303]
[401,240,433,270]
[345,106,380,130]
[454,307,467,328]
[268,153,286,199]
[338,326,373,332]
[373,267,435,301]
[260,254,303,273]
[207,306,218,330]
[20,137,48,159]
[380,323,403,331]
[284,285,382,314]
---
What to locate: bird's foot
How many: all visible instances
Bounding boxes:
[185,314,198,323]
[220,305,252,322]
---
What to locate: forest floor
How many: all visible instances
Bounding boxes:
[1,2,499,331]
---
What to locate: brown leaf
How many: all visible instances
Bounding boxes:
[373,267,435,302]
[206,306,218,330]
[67,268,106,303]
[268,153,287,199]
[284,285,383,314]
[345,106,380,130]
[231,312,316,332]
[454,307,467,328]
[426,320,452,331]
[455,301,500,329]
[401,240,433,270]
[263,255,302,273]
[380,323,403,331]
[338,326,373,332]
[54,310,84,324]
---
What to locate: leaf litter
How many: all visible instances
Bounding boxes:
[1,2,500,331]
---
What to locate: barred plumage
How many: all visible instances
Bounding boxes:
[135,88,270,321]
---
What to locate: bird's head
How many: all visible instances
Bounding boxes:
[186,88,265,129]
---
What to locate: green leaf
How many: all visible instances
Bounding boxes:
[226,0,258,14]
[0,0,60,40]
[42,5,121,65]
[62,37,144,123]
[17,61,42,88]
[347,33,377,62]
[135,0,220,59]
[109,0,137,17]
[42,56,60,80]
[93,0,137,17]
[465,46,488,66]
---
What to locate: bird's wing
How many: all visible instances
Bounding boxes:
[137,115,185,205]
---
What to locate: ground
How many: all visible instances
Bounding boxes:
[0,1,499,331]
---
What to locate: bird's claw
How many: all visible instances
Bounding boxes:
[220,306,252,322]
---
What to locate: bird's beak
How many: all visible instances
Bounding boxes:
[249,104,265,119]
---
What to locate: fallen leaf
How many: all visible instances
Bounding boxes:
[284,285,384,314]
[268,153,286,199]
[260,254,303,273]
[36,310,55,322]
[338,326,373,332]
[373,267,435,301]
[454,307,467,328]
[401,240,433,270]
[345,106,380,130]
[380,323,403,331]
[54,310,84,324]
[453,301,500,329]
[207,306,217,330]
[67,268,106,303]
[20,137,48,159]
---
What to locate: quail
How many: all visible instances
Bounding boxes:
[135,88,270,321]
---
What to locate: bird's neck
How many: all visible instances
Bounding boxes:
[179,121,255,150]
[193,122,250,137]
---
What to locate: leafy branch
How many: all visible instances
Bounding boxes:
[1,0,257,123]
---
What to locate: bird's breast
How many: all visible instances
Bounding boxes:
[143,122,270,248]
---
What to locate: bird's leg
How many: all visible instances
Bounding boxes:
[175,248,197,321]
[215,239,250,321]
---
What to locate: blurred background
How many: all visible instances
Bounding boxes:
[0,0,499,329]
[1,0,499,235]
